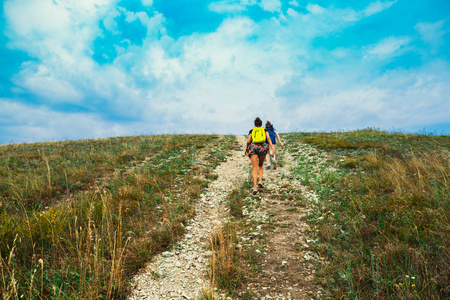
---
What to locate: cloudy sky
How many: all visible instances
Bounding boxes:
[1,0,449,143]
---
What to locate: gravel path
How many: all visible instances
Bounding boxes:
[129,135,249,300]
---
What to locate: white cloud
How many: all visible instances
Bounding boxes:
[331,1,396,23]
[209,0,282,13]
[122,10,151,25]
[142,45,185,82]
[103,9,121,33]
[4,0,114,56]
[331,48,351,59]
[277,61,450,132]
[0,99,137,143]
[415,20,446,47]
[137,16,292,126]
[18,67,84,103]
[364,0,397,17]
[208,0,247,13]
[4,0,167,116]
[282,5,376,40]
[286,8,299,18]
[365,36,410,58]
[4,0,70,40]
[306,4,326,15]
[141,0,153,6]
[260,0,282,13]
[289,0,300,7]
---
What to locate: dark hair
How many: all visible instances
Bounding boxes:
[265,120,272,126]
[254,117,262,127]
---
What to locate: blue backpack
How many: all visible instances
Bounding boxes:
[266,125,276,143]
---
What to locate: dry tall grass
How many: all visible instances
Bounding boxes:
[204,222,245,299]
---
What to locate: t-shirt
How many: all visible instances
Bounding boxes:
[248,128,268,143]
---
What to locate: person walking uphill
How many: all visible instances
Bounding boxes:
[245,117,274,195]
[265,120,282,170]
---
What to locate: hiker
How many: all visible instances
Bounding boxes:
[245,117,274,195]
[265,120,282,170]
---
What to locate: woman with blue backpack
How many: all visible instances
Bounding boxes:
[265,120,282,170]
[245,117,274,195]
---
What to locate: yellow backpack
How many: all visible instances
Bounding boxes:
[252,127,266,143]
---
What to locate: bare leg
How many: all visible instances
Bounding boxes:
[272,144,278,170]
[258,154,266,183]
[250,154,259,188]
[272,144,277,160]
[265,149,272,167]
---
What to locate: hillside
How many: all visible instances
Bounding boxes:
[1,131,449,299]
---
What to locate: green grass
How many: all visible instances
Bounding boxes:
[284,129,450,299]
[0,134,236,299]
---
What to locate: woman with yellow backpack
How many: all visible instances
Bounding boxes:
[245,117,274,195]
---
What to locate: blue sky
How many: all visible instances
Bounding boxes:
[1,0,449,143]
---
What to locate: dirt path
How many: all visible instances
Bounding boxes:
[129,136,325,299]
[238,149,325,299]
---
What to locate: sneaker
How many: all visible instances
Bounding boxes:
[272,160,277,170]
[257,181,264,188]
[252,188,258,195]
[266,165,271,170]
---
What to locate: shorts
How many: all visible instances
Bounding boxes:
[248,143,269,157]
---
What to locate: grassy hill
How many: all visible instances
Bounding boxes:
[285,130,450,299]
[0,131,449,299]
[0,134,236,299]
